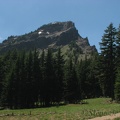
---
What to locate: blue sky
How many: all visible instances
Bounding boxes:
[0,0,120,52]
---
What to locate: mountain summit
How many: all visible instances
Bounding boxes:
[0,21,97,55]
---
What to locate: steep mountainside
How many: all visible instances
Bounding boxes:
[0,21,97,57]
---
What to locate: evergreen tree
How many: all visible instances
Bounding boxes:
[64,57,80,103]
[39,49,46,106]
[87,57,101,97]
[25,51,34,108]
[99,23,116,99]
[116,25,120,64]
[2,51,12,76]
[33,49,41,106]
[114,67,120,101]
[78,58,89,99]
[6,56,20,109]
[18,51,26,108]
[0,50,19,108]
[54,48,64,103]
[0,57,4,100]
[114,25,120,102]
[44,49,55,106]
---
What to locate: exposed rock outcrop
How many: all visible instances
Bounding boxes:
[0,21,97,55]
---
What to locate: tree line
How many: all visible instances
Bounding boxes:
[0,48,100,109]
[0,23,120,109]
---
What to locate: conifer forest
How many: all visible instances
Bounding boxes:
[0,23,120,109]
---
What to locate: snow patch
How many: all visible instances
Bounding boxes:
[38,31,42,34]
[38,30,44,35]
[47,32,50,34]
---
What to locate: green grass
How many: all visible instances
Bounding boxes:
[114,118,120,120]
[0,98,120,120]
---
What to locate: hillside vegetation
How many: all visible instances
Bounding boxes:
[0,22,120,114]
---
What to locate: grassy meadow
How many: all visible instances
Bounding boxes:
[0,98,120,120]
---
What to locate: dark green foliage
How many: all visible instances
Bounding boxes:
[99,23,116,99]
[7,57,21,109]
[0,47,104,108]
[43,49,55,106]
[77,56,101,99]
[39,50,45,106]
[114,25,120,101]
[1,23,120,108]
[114,68,120,101]
[87,57,102,98]
[54,48,64,103]
[2,22,120,107]
[64,57,81,103]
[98,23,120,101]
[25,51,35,108]
[32,49,41,106]
[0,57,4,100]
[116,25,120,64]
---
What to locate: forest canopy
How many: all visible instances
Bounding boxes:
[0,23,120,109]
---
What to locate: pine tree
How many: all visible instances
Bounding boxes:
[39,49,46,106]
[44,49,55,106]
[64,57,80,103]
[6,56,20,109]
[0,57,4,101]
[116,25,120,64]
[54,48,64,103]
[25,51,34,108]
[114,67,120,101]
[78,58,89,99]
[87,57,101,98]
[18,51,26,108]
[114,25,120,102]
[33,49,41,106]
[0,50,19,108]
[99,23,116,99]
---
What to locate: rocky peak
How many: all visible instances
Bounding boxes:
[0,21,97,55]
[37,21,75,34]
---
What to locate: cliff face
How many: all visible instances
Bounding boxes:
[0,21,97,54]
